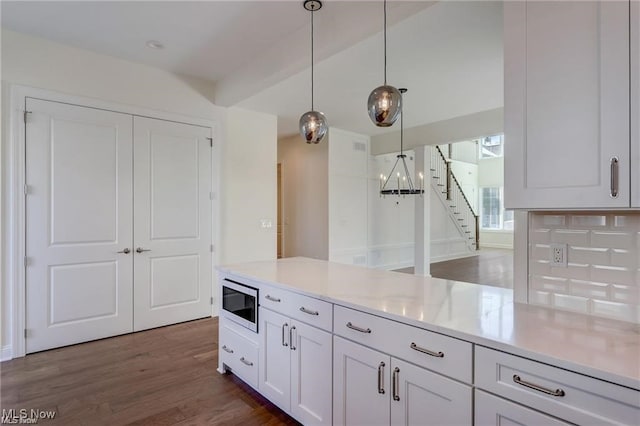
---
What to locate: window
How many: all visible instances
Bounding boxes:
[480,187,513,230]
[478,134,504,159]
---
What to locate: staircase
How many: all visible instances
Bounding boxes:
[430,146,479,250]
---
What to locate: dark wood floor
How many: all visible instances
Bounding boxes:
[0,318,299,426]
[397,248,514,289]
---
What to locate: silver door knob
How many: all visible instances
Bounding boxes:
[136,247,151,253]
[117,248,130,254]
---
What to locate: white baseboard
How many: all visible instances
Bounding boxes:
[1,345,13,361]
[480,243,514,249]
[430,251,478,263]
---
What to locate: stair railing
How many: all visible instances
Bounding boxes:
[431,146,480,250]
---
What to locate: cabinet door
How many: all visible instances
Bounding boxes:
[632,0,640,207]
[290,321,332,425]
[475,390,569,426]
[259,307,291,412]
[390,358,471,426]
[333,336,390,426]
[504,1,630,209]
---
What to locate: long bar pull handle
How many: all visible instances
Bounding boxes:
[392,367,400,401]
[410,342,444,358]
[117,248,130,254]
[240,357,253,367]
[377,362,386,394]
[221,345,233,354]
[290,326,297,351]
[610,156,619,198]
[282,323,289,347]
[299,306,319,316]
[266,295,281,302]
[512,375,565,397]
[346,322,372,334]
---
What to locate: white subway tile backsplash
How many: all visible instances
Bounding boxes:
[529,212,640,324]
[569,247,609,265]
[591,231,635,249]
[569,279,609,299]
[571,214,607,227]
[591,265,635,286]
[551,229,590,245]
[552,293,589,314]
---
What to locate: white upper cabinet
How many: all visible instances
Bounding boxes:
[504,1,630,209]
[632,0,640,207]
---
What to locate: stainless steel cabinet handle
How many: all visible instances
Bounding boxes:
[290,326,297,351]
[392,367,400,401]
[377,362,386,394]
[512,374,565,397]
[240,357,253,367]
[221,345,233,354]
[346,322,372,334]
[410,342,444,358]
[282,323,289,347]
[117,248,130,254]
[610,156,619,198]
[266,295,281,302]
[136,247,151,253]
[299,306,319,316]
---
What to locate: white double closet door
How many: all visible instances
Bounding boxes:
[25,98,212,353]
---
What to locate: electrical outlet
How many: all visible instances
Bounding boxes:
[550,243,568,267]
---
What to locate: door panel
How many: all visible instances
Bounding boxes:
[133,116,212,331]
[333,336,390,426]
[259,307,291,412]
[290,321,332,425]
[390,358,472,426]
[632,0,640,207]
[25,98,133,353]
[504,1,630,208]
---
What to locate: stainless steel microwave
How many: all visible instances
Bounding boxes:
[221,279,258,333]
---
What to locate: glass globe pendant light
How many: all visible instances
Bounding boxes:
[367,0,401,127]
[299,0,328,144]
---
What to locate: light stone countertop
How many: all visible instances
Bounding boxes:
[218,256,640,390]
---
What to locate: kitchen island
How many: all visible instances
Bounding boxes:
[217,257,639,425]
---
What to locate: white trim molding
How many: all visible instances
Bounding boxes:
[1,345,12,362]
[3,84,221,359]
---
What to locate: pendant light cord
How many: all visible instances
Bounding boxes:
[383,0,387,85]
[311,7,315,110]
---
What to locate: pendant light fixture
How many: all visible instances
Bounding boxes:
[380,88,424,196]
[367,0,401,127]
[299,0,328,144]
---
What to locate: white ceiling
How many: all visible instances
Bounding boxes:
[1,1,503,139]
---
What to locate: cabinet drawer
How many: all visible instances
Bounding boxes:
[219,323,259,389]
[475,389,569,426]
[334,305,472,383]
[475,346,640,425]
[260,285,333,332]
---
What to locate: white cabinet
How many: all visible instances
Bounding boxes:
[333,336,471,426]
[475,346,640,425]
[260,307,332,425]
[504,0,631,209]
[218,318,259,389]
[475,390,569,426]
[333,336,390,426]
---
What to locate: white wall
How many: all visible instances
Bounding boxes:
[371,107,503,155]
[1,30,278,356]
[277,134,328,260]
[328,128,369,266]
[222,107,277,264]
[429,183,473,262]
[368,152,416,270]
[478,156,513,249]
